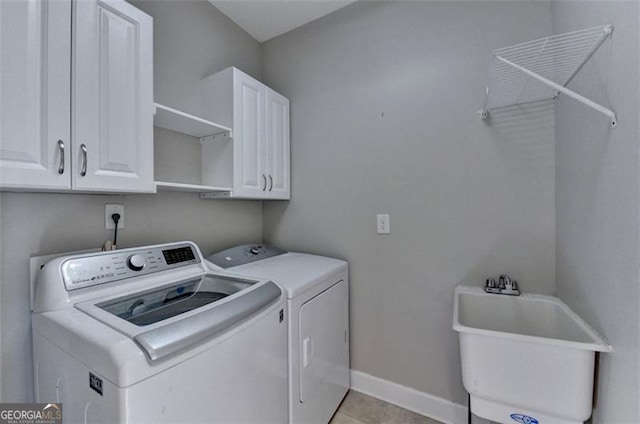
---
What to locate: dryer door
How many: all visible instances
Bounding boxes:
[299,279,348,402]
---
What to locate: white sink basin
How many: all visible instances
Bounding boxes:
[453,286,611,424]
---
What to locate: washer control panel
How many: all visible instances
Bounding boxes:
[207,244,287,269]
[61,243,200,291]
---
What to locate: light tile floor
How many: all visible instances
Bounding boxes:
[330,390,444,424]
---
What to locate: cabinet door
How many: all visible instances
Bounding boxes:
[72,0,154,192]
[266,88,290,199]
[0,0,71,190]
[232,70,267,198]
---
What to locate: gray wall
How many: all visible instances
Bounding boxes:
[133,0,262,117]
[552,1,640,421]
[0,1,262,402]
[261,1,555,404]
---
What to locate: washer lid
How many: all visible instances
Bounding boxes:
[223,253,347,298]
[76,274,281,361]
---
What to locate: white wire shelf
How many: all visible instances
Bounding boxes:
[479,24,617,127]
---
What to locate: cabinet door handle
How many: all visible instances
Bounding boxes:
[262,174,267,191]
[80,144,87,177]
[57,140,65,174]
[268,174,273,191]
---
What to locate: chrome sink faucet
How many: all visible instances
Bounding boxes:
[485,274,520,295]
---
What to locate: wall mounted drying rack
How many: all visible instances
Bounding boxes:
[478,24,617,127]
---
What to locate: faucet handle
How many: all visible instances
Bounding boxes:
[487,275,520,295]
[484,277,499,294]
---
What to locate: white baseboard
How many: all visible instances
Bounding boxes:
[350,370,468,424]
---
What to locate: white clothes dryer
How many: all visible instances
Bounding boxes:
[32,241,288,423]
[207,244,350,424]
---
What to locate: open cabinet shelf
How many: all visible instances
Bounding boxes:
[153,103,233,194]
[154,103,232,138]
[479,24,617,127]
[155,181,232,193]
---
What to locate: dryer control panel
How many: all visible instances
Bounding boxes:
[207,244,287,269]
[61,243,200,291]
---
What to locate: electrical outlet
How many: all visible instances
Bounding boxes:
[105,204,125,230]
[377,214,390,234]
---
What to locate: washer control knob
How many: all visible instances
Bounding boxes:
[127,254,146,271]
[250,246,261,255]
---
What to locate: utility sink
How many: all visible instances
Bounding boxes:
[453,286,611,424]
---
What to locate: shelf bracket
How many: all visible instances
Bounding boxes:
[200,192,232,199]
[495,55,617,127]
[200,131,233,144]
[478,86,489,120]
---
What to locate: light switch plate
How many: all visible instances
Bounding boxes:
[377,214,390,234]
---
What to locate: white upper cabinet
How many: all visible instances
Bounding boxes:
[73,0,154,192]
[0,0,154,193]
[233,70,267,198]
[201,67,290,200]
[266,88,290,200]
[0,0,71,190]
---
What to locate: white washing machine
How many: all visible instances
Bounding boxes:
[32,241,288,423]
[207,244,349,424]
